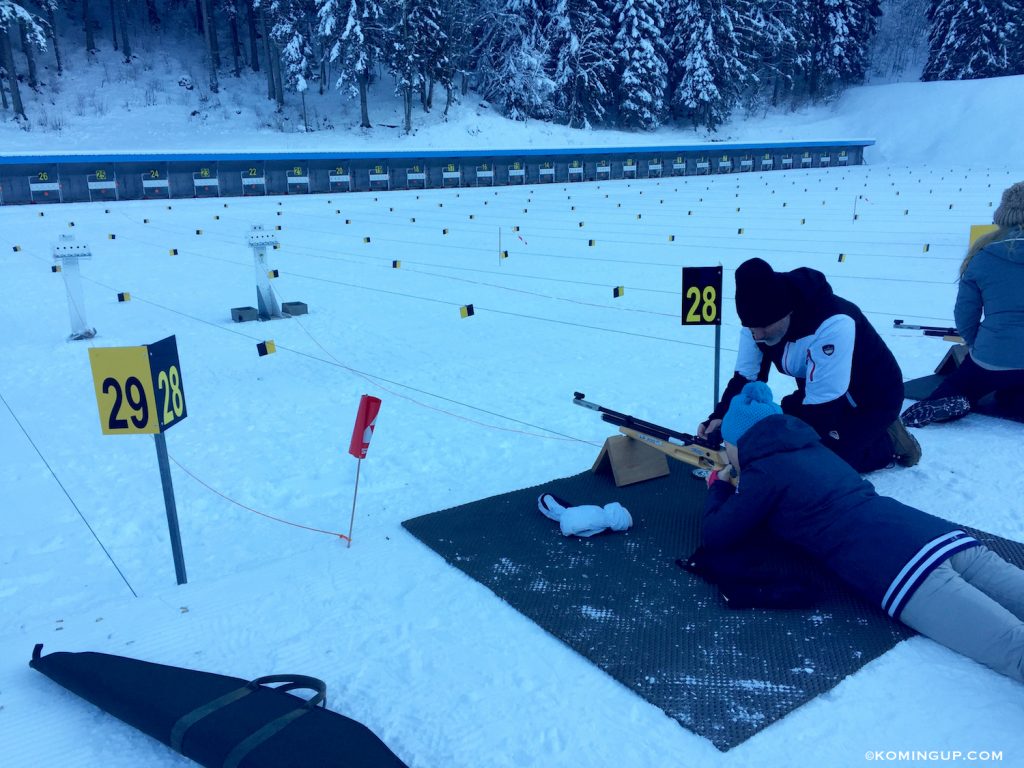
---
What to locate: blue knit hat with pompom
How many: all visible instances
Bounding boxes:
[721,381,782,444]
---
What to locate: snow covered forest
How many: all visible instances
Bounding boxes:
[1,0,1022,133]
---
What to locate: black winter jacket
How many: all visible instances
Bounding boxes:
[712,267,904,435]
[702,414,978,619]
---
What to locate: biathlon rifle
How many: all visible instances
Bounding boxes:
[892,319,962,340]
[573,392,735,483]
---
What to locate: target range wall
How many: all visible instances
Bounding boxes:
[0,140,873,206]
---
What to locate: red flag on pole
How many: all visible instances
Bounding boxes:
[348,395,382,459]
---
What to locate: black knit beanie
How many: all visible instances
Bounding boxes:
[734,258,793,327]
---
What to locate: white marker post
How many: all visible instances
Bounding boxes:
[53,235,96,340]
[248,225,282,320]
[345,395,382,548]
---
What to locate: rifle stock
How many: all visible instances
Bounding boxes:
[574,393,736,486]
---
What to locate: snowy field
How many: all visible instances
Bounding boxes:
[3,162,1024,767]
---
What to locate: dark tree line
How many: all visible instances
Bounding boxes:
[922,0,1024,81]
[1,0,1017,132]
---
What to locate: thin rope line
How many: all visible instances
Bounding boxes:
[0,387,138,597]
[168,456,350,541]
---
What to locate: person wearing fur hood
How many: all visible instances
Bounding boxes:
[903,182,1024,427]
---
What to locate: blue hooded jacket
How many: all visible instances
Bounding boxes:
[702,414,978,619]
[955,227,1024,369]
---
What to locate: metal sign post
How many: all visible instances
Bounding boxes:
[88,335,189,584]
[681,266,724,412]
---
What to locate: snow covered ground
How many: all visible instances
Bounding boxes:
[4,40,1024,767]
[3,152,1024,765]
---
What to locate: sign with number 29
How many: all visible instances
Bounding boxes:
[88,335,187,435]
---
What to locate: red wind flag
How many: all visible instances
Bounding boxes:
[348,395,382,459]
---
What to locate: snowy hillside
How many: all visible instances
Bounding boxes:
[2,21,1022,172]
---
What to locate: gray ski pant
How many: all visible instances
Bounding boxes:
[899,546,1024,682]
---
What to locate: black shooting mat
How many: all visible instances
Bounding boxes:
[904,374,1024,424]
[402,461,1024,751]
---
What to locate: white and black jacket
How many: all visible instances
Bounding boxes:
[712,267,904,436]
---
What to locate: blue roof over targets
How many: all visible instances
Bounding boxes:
[0,139,875,166]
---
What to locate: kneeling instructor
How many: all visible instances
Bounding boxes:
[698,258,919,472]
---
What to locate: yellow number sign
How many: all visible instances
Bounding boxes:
[88,335,187,435]
[969,224,999,247]
[681,266,723,326]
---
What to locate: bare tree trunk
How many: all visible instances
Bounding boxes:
[194,0,204,34]
[18,20,38,90]
[246,0,259,72]
[444,83,453,117]
[205,0,221,68]
[358,70,370,128]
[319,58,325,95]
[145,0,161,27]
[270,42,284,108]
[419,78,427,111]
[46,7,64,74]
[259,5,273,98]
[229,2,241,76]
[460,70,468,96]
[117,0,131,61]
[200,0,219,92]
[83,0,97,53]
[109,0,119,51]
[1,28,26,120]
[0,71,8,110]
[403,88,412,133]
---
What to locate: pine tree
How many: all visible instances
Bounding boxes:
[669,0,741,130]
[40,0,63,75]
[612,0,667,130]
[547,0,615,128]
[437,0,478,105]
[0,0,45,121]
[476,0,554,121]
[412,0,450,112]
[726,0,803,108]
[387,0,421,133]
[1010,2,1024,75]
[317,0,384,127]
[806,0,880,98]
[275,0,320,127]
[923,0,1018,81]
